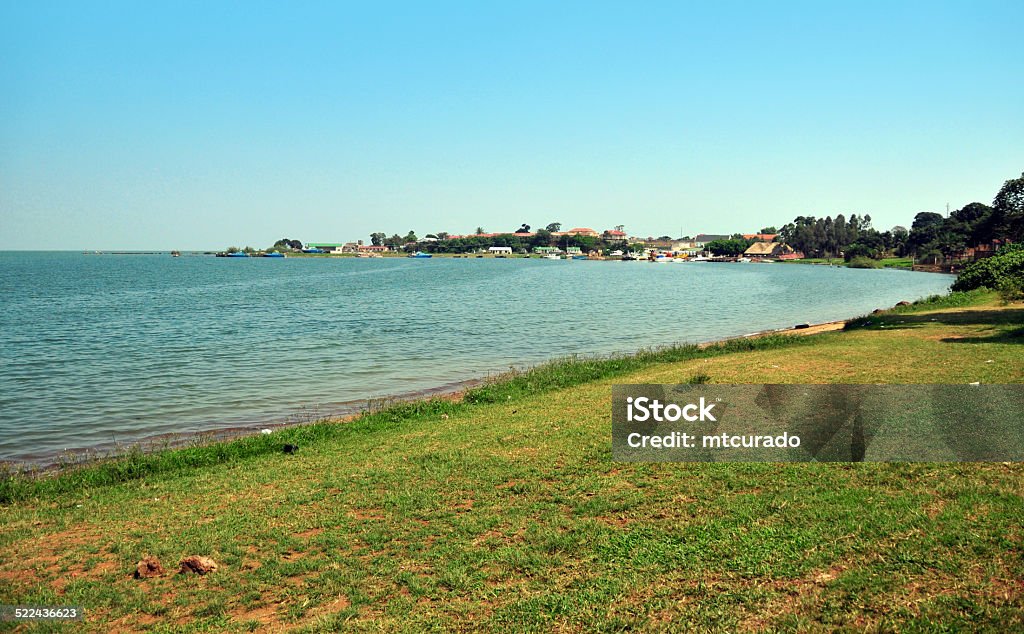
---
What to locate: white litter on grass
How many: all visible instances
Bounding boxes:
[969,382,981,386]
[261,429,273,435]
[986,360,994,363]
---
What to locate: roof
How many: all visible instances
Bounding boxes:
[566,227,597,234]
[744,242,796,256]
[742,233,778,242]
[744,242,779,255]
[306,243,344,247]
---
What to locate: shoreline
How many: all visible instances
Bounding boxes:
[2,311,862,473]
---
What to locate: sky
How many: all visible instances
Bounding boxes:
[1,1,1022,250]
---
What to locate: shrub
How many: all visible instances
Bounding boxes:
[847,256,882,269]
[997,275,1024,303]
[951,243,1024,292]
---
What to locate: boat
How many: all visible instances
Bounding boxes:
[737,257,752,263]
[408,251,433,258]
[227,252,249,257]
[543,254,562,260]
[263,252,285,258]
[571,255,588,260]
[170,250,181,257]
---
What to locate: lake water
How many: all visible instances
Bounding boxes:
[0,252,953,463]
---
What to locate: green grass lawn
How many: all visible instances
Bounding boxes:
[1,293,1022,632]
[780,257,913,269]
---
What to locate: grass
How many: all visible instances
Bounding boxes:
[780,257,913,269]
[1,292,1022,631]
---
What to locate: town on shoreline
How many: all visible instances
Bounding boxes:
[209,171,1022,271]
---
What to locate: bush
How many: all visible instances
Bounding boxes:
[997,275,1024,303]
[847,256,882,269]
[951,243,1024,292]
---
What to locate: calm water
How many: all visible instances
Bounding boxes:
[0,252,952,463]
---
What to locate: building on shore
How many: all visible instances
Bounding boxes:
[744,242,803,259]
[306,242,346,254]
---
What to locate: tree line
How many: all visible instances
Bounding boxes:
[359,171,1023,260]
[907,173,1023,261]
[368,223,642,255]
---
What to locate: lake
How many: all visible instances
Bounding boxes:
[0,252,953,463]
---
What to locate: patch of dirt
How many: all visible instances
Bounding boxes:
[451,498,474,512]
[295,527,324,539]
[229,601,283,629]
[595,515,635,528]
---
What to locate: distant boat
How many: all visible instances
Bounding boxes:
[542,254,562,260]
[170,250,181,257]
[571,255,588,260]
[408,251,433,258]
[263,252,285,258]
[227,252,249,258]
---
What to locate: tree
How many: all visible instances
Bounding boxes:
[273,238,302,250]
[907,212,945,256]
[404,231,418,243]
[370,232,386,246]
[436,232,450,240]
[943,202,989,247]
[475,227,485,235]
[515,224,531,233]
[887,225,910,257]
[531,229,553,249]
[759,226,777,234]
[706,238,752,256]
[545,223,561,232]
[993,172,1024,242]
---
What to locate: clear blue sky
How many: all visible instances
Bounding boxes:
[2,1,1022,249]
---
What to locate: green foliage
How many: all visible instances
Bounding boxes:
[997,276,1024,303]
[272,238,302,250]
[950,243,1024,292]
[777,213,876,259]
[705,238,753,256]
[847,256,882,269]
[993,172,1024,242]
